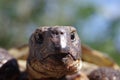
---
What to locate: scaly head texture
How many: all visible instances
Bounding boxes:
[27,26,82,79]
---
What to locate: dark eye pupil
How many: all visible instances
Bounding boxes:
[35,33,44,44]
[71,33,75,40]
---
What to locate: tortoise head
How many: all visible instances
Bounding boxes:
[27,26,82,78]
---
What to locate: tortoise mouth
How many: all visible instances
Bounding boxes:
[52,53,68,60]
[42,52,76,61]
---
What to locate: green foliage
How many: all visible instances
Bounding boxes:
[76,6,95,19]
[0,34,13,49]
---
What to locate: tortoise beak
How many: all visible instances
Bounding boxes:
[50,52,77,62]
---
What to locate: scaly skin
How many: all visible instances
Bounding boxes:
[27,26,82,79]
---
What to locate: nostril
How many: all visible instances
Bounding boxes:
[56,32,59,35]
[60,32,64,35]
[52,31,59,35]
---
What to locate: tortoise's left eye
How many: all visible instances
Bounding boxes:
[71,32,75,41]
[35,33,44,44]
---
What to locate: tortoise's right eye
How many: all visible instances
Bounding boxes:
[71,32,75,41]
[35,33,44,44]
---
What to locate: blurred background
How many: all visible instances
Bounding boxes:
[0,0,120,64]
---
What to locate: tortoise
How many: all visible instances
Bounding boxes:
[0,26,120,80]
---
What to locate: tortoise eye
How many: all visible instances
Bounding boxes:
[35,33,44,44]
[71,32,75,41]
